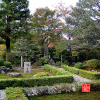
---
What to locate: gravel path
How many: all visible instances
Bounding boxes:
[59,68,92,83]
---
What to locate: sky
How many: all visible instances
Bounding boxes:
[28,0,79,14]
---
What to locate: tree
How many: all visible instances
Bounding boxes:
[60,0,100,60]
[13,37,38,67]
[65,0,100,50]
[30,7,63,58]
[0,0,30,54]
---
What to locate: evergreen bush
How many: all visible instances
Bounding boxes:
[3,61,12,69]
[86,59,100,69]
[56,61,61,66]
[74,62,84,69]
[0,57,4,66]
[34,57,49,66]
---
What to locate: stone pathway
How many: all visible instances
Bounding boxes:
[0,90,6,100]
[59,68,92,83]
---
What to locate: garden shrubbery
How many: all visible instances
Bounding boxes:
[0,57,4,66]
[35,72,49,77]
[86,59,100,69]
[56,61,61,66]
[74,62,84,69]
[34,57,49,66]
[3,61,12,69]
[6,87,28,100]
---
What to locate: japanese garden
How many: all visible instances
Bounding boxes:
[0,0,100,100]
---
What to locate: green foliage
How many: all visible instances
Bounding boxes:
[44,64,72,76]
[35,72,49,77]
[63,60,69,65]
[0,57,4,66]
[79,70,100,80]
[86,59,100,69]
[3,61,12,69]
[61,64,80,74]
[56,61,61,66]
[74,62,84,69]
[0,75,73,89]
[6,87,28,100]
[34,57,49,66]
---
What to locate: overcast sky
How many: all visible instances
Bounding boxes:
[28,0,79,14]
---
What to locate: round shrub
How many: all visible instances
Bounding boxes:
[35,72,49,77]
[34,57,49,66]
[56,61,61,66]
[3,61,12,69]
[86,59,100,69]
[74,62,84,69]
[0,58,4,66]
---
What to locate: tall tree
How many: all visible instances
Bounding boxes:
[65,0,100,50]
[30,7,63,58]
[0,0,30,54]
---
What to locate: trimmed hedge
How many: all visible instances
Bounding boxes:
[6,87,28,100]
[61,64,100,80]
[61,64,80,74]
[79,70,100,80]
[44,64,72,75]
[0,75,73,89]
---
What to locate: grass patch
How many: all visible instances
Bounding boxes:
[0,68,56,79]
[27,91,100,100]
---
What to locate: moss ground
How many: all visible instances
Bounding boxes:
[28,91,100,100]
[0,67,56,79]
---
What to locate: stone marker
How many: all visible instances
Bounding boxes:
[24,62,31,73]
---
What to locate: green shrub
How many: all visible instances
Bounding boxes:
[61,64,80,74]
[3,61,12,69]
[0,58,4,66]
[56,61,61,66]
[35,72,49,77]
[44,64,72,75]
[79,70,100,80]
[6,87,28,100]
[34,57,49,66]
[74,62,84,69]
[86,59,100,69]
[0,75,74,89]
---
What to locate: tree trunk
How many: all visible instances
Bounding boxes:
[21,55,23,67]
[6,37,10,53]
[61,54,62,64]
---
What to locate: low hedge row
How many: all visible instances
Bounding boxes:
[44,64,72,75]
[0,75,73,89]
[79,70,100,80]
[61,64,80,74]
[6,87,28,100]
[61,64,100,80]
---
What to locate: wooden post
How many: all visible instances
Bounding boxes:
[61,54,62,64]
[21,55,23,67]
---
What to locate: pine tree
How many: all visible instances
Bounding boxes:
[65,0,100,50]
[0,0,30,53]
